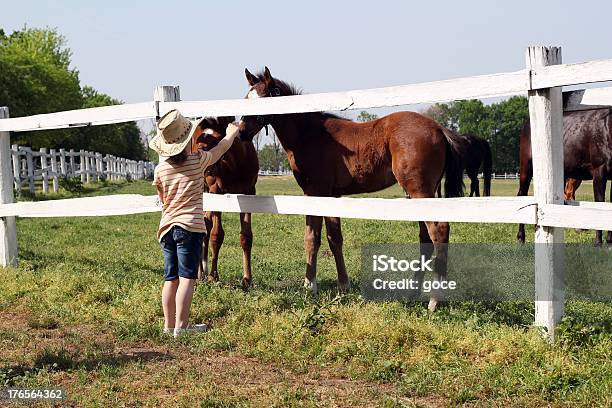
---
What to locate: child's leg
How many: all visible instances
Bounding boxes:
[160,228,179,331]
[174,227,204,329]
[175,277,196,329]
[162,280,179,329]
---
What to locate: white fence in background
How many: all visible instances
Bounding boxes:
[10,145,154,194]
[1,46,612,339]
[258,170,293,176]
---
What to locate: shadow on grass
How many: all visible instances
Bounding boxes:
[1,347,173,386]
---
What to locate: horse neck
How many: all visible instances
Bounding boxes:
[270,113,324,153]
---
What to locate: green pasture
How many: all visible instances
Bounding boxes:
[0,177,610,407]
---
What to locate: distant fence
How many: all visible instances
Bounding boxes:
[10,144,154,194]
[258,170,292,176]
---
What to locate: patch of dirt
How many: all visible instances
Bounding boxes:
[0,310,446,407]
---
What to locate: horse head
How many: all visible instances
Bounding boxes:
[239,66,284,142]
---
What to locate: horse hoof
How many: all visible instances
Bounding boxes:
[208,273,219,283]
[337,280,349,294]
[304,278,318,294]
[241,277,252,290]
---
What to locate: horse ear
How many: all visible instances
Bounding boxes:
[263,66,273,84]
[245,68,258,86]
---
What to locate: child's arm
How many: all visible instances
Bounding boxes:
[201,123,240,168]
[153,168,164,206]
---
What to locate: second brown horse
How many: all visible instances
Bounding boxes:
[192,117,259,287]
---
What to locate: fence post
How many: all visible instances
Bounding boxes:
[11,144,20,193]
[59,148,67,178]
[79,150,85,183]
[104,155,111,180]
[88,152,96,183]
[154,85,181,164]
[69,149,75,177]
[526,46,565,340]
[40,148,49,194]
[49,149,58,193]
[25,148,34,194]
[96,153,102,180]
[0,107,18,266]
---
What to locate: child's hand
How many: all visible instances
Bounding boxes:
[225,123,239,136]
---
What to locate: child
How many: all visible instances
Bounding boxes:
[149,109,239,337]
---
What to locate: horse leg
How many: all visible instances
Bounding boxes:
[564,178,581,201]
[468,170,479,197]
[199,211,213,281]
[592,168,606,247]
[304,215,323,294]
[423,221,450,312]
[410,221,434,300]
[239,212,253,289]
[209,211,224,282]
[516,169,532,243]
[324,216,349,293]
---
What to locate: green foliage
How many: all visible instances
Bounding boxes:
[0,27,146,160]
[58,176,84,194]
[74,86,146,160]
[422,97,529,172]
[357,110,379,122]
[258,142,289,172]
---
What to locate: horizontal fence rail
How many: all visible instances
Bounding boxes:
[2,59,612,132]
[0,193,610,232]
[10,145,154,194]
[0,194,536,222]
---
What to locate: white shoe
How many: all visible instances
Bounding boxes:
[173,324,208,338]
[163,327,174,336]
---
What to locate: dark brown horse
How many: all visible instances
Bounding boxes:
[238,67,465,311]
[191,117,259,287]
[437,133,492,197]
[516,109,612,245]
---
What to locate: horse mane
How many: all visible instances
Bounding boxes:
[198,116,235,134]
[254,70,351,122]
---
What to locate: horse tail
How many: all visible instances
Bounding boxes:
[441,128,465,198]
[482,139,493,196]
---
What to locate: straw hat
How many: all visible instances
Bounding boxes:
[149,110,202,156]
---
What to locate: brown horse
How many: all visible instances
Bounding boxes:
[238,67,465,310]
[437,133,492,197]
[191,117,259,287]
[516,109,612,245]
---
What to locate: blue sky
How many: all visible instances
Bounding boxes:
[2,0,611,104]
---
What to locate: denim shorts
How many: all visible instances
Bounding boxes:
[160,226,205,281]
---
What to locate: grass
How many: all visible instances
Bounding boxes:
[0,177,610,407]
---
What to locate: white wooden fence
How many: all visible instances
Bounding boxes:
[1,46,612,339]
[10,145,154,194]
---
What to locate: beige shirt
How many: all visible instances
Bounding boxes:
[153,131,236,241]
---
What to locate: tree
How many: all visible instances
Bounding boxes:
[357,111,378,122]
[421,97,528,172]
[75,86,146,160]
[258,141,289,172]
[0,27,83,148]
[0,27,146,160]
